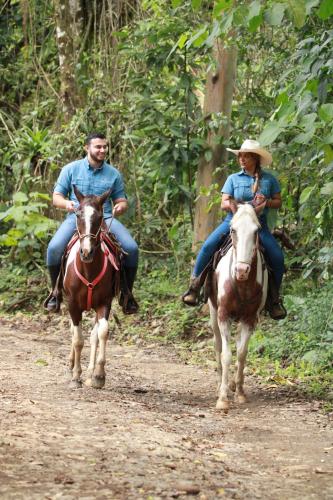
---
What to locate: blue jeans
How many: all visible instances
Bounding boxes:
[193,214,284,287]
[46,213,139,268]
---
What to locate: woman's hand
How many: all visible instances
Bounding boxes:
[253,193,266,206]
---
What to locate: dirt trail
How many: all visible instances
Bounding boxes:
[0,314,332,500]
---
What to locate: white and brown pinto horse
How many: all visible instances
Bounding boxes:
[63,186,120,389]
[208,203,268,412]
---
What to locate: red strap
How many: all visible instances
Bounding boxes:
[101,242,119,271]
[74,252,109,311]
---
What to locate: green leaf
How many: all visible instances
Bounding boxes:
[249,14,263,31]
[213,0,233,17]
[300,185,315,204]
[322,144,333,164]
[191,0,202,11]
[320,182,333,196]
[178,33,188,49]
[13,192,28,204]
[171,0,183,7]
[318,103,333,122]
[317,0,333,19]
[35,359,48,367]
[286,0,307,27]
[247,0,261,19]
[186,26,208,48]
[258,122,284,146]
[264,3,286,25]
[293,128,316,144]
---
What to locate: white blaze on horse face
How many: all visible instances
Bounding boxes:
[232,218,258,266]
[82,205,96,256]
[231,206,259,281]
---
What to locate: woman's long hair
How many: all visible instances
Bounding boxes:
[252,154,262,194]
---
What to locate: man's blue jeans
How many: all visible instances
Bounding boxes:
[46,213,139,268]
[193,214,284,287]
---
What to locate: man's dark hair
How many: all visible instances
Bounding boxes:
[85,132,106,145]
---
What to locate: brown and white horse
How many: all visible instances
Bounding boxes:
[63,186,120,389]
[208,204,268,412]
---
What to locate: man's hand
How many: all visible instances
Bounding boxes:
[112,200,128,216]
[65,200,76,212]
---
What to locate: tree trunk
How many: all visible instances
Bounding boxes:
[192,40,237,251]
[54,0,83,121]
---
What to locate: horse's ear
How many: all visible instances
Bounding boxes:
[73,185,84,203]
[98,189,112,207]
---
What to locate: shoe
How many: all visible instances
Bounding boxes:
[268,301,287,320]
[122,295,139,314]
[43,265,61,313]
[119,266,139,314]
[182,277,201,306]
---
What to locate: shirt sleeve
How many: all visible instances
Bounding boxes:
[270,174,281,196]
[53,164,71,196]
[111,171,126,201]
[221,175,234,196]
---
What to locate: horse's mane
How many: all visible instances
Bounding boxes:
[231,203,261,228]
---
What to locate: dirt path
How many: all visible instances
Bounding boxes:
[0,314,332,500]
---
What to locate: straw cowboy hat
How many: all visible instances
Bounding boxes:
[226,139,272,166]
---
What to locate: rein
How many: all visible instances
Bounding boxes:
[72,210,119,311]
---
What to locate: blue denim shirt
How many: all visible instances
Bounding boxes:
[221,169,281,218]
[54,156,126,216]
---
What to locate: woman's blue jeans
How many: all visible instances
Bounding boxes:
[46,213,139,268]
[193,214,284,288]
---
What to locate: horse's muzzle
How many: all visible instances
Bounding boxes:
[235,262,251,281]
[80,247,94,263]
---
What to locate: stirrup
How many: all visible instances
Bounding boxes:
[43,291,61,313]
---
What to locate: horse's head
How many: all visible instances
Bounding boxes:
[74,185,111,263]
[230,203,260,281]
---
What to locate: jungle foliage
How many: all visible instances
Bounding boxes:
[0,0,332,396]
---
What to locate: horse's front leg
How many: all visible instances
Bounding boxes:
[209,301,222,394]
[234,322,252,404]
[216,319,232,413]
[85,320,99,387]
[91,306,111,389]
[69,312,84,389]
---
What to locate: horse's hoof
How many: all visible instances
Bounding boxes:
[236,393,247,404]
[85,378,92,387]
[216,399,229,413]
[92,375,105,389]
[229,380,236,392]
[69,379,82,389]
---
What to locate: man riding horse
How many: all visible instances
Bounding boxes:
[44,132,139,314]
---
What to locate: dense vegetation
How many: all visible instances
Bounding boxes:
[0,0,332,400]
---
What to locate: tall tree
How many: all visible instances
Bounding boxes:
[54,0,83,121]
[193,40,237,250]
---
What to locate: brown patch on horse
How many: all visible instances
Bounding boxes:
[218,256,262,329]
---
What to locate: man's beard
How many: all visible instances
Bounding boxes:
[90,152,105,164]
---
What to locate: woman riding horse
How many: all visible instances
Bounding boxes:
[182,139,286,320]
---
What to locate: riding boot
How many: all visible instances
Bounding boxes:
[182,276,202,306]
[44,265,61,312]
[119,266,139,314]
[265,273,287,320]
